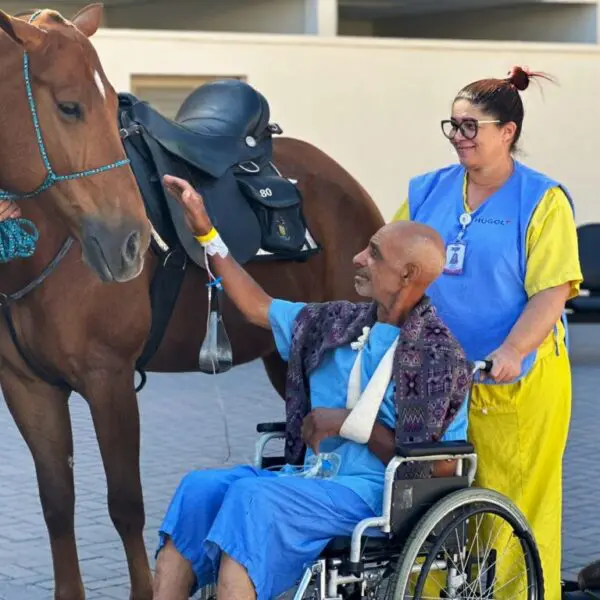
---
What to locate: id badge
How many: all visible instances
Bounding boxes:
[444,241,466,275]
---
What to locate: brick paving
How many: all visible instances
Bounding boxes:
[0,323,597,599]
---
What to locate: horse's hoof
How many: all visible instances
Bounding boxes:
[579,560,600,590]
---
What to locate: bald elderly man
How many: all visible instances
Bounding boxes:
[153,175,471,600]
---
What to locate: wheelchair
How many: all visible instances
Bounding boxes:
[253,427,543,599]
[200,360,545,600]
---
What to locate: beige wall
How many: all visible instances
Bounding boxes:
[373,3,597,44]
[92,29,600,225]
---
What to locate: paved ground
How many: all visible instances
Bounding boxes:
[0,323,597,599]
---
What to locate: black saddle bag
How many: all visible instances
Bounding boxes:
[236,172,307,254]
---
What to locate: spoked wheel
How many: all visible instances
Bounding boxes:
[382,488,544,600]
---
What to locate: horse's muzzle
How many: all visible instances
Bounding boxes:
[80,217,147,283]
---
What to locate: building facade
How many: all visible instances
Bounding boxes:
[5,0,599,42]
[6,0,600,223]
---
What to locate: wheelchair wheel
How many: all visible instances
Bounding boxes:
[384,488,544,600]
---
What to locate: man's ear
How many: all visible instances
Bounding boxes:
[403,262,420,284]
[0,10,47,49]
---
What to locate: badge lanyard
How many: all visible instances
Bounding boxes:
[444,212,472,276]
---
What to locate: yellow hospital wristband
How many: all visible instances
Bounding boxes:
[195,227,217,244]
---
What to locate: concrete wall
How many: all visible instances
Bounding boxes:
[90,28,600,226]
[370,3,597,43]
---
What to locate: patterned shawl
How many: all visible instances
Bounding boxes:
[283,295,472,475]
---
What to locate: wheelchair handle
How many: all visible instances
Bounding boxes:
[472,359,493,375]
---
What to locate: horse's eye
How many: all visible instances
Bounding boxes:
[57,102,83,120]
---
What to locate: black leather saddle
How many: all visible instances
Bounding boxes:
[118,78,319,268]
[118,79,320,383]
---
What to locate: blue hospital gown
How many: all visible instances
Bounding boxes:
[270,299,469,514]
[156,299,468,599]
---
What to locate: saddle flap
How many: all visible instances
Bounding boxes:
[139,131,263,267]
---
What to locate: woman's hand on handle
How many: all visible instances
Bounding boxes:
[483,284,572,383]
[485,343,522,383]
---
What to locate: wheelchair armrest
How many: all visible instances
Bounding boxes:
[395,440,474,458]
[256,422,286,433]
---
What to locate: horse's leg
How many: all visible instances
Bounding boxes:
[83,370,152,600]
[0,372,82,600]
[261,351,288,400]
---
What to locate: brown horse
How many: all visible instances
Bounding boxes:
[0,4,385,600]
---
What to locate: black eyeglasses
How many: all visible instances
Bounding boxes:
[441,118,501,140]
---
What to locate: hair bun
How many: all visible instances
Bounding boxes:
[507,66,531,91]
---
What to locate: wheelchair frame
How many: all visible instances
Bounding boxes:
[247,360,543,600]
[254,423,481,600]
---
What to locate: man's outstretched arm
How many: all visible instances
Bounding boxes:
[163,174,273,329]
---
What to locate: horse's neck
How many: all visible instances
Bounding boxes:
[0,196,72,295]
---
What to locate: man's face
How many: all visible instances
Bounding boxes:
[352,228,406,304]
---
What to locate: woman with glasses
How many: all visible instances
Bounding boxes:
[393,66,582,600]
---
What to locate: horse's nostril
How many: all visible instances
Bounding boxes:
[123,230,141,265]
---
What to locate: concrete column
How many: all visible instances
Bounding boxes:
[305,0,338,36]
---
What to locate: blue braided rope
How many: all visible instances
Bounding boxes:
[0,51,131,262]
[0,218,39,263]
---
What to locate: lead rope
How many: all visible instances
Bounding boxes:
[0,218,39,262]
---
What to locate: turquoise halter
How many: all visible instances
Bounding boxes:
[0,45,131,261]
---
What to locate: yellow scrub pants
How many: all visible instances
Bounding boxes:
[468,344,572,600]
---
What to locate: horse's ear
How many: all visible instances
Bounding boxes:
[70,3,103,38]
[0,10,46,49]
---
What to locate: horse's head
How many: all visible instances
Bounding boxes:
[0,3,150,282]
